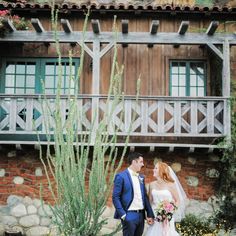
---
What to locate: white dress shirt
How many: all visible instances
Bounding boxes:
[128,168,144,211]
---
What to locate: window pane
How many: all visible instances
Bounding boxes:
[190,74,197,86]
[26,65,36,74]
[16,64,25,74]
[25,88,35,94]
[16,88,25,94]
[172,87,179,96]
[15,75,25,87]
[190,62,204,74]
[26,76,35,87]
[5,75,15,87]
[56,65,64,75]
[45,65,55,75]
[172,63,178,74]
[179,62,186,73]
[6,64,15,74]
[45,76,55,88]
[172,75,179,86]
[198,87,205,96]
[179,87,186,96]
[196,63,204,74]
[179,75,186,86]
[5,88,14,94]
[197,74,204,86]
[45,89,54,94]
[190,87,197,97]
[190,63,197,74]
[65,65,75,75]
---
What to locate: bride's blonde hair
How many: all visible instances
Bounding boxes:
[156,162,174,183]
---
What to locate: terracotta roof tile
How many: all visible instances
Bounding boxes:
[0,1,235,13]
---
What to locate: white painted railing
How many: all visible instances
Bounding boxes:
[0,95,230,144]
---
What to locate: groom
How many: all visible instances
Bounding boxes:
[112,152,155,236]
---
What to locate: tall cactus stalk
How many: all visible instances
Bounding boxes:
[38,8,135,236]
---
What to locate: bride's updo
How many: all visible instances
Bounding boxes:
[156,162,174,183]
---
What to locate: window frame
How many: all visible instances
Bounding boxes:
[0,57,80,94]
[169,60,207,97]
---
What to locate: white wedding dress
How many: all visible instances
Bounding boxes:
[145,189,180,236]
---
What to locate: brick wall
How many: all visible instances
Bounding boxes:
[0,146,220,204]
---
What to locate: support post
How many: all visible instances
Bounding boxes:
[222,39,231,144]
[91,40,100,144]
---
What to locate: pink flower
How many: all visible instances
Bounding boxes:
[164,203,174,213]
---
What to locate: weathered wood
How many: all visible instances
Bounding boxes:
[122,20,129,34]
[222,39,230,97]
[207,101,214,134]
[206,21,219,36]
[178,21,189,35]
[206,43,223,60]
[2,19,16,32]
[99,42,115,58]
[91,19,100,34]
[1,31,236,45]
[61,19,73,33]
[150,20,159,34]
[31,18,45,33]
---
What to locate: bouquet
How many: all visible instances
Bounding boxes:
[155,200,177,222]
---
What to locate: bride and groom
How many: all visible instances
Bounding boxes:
[112,152,187,236]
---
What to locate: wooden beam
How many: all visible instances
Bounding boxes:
[150,20,159,34]
[148,20,159,47]
[130,146,135,152]
[149,146,155,152]
[207,148,214,153]
[91,19,100,34]
[178,21,189,35]
[122,20,129,34]
[61,19,73,33]
[2,19,16,32]
[206,21,219,36]
[0,31,236,45]
[189,147,195,153]
[222,39,230,96]
[31,18,45,33]
[206,43,223,60]
[0,140,226,149]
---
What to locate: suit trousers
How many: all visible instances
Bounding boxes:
[121,211,144,236]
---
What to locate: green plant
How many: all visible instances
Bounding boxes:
[38,8,137,236]
[214,94,236,231]
[176,214,219,236]
[0,10,29,37]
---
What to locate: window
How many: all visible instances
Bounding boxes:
[1,58,79,94]
[170,61,206,97]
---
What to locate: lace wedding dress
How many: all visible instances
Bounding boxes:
[145,189,180,236]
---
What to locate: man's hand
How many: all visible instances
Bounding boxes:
[146,217,154,225]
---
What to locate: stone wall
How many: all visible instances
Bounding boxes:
[0,146,222,204]
[0,194,217,236]
[0,195,55,236]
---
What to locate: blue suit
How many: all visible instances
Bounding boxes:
[112,169,154,236]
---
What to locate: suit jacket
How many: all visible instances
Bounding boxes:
[112,169,154,219]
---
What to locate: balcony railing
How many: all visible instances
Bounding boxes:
[0,94,230,147]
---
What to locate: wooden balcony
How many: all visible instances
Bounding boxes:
[0,95,230,149]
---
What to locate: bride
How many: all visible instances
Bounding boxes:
[145,162,187,236]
